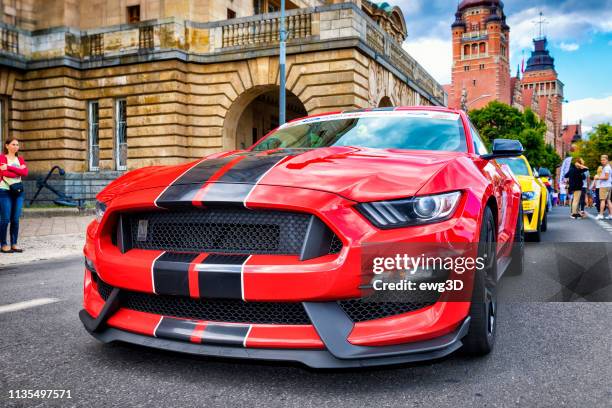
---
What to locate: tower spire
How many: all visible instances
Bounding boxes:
[533,11,548,39]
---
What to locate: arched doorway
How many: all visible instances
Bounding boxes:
[378,96,393,107]
[223,86,307,150]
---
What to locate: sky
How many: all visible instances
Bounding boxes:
[397,0,612,133]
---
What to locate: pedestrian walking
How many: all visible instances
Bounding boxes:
[0,137,27,253]
[564,157,589,219]
[594,155,612,220]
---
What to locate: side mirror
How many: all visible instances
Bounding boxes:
[480,139,524,160]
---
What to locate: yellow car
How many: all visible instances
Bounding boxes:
[497,156,548,241]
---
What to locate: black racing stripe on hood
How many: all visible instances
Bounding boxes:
[198,152,294,205]
[155,154,240,208]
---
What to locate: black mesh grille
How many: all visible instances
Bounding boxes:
[126,208,342,255]
[95,277,311,325]
[338,289,439,322]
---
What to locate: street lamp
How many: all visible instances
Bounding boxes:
[279,0,287,125]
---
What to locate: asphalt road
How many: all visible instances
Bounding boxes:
[0,206,611,408]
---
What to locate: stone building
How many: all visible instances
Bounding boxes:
[447,0,565,156]
[0,0,445,203]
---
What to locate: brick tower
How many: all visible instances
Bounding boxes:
[449,0,511,110]
[521,36,564,151]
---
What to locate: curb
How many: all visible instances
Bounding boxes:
[22,207,95,218]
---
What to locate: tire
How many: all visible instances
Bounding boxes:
[463,206,497,356]
[507,208,525,276]
[540,208,548,232]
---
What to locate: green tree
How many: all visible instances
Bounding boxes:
[468,101,524,146]
[574,123,612,170]
[469,101,561,169]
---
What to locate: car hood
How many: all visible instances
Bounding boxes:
[100,147,466,203]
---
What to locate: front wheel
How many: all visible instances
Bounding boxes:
[540,207,548,232]
[463,206,497,355]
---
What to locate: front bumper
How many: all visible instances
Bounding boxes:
[522,200,540,232]
[79,305,470,369]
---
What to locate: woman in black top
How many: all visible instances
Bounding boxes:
[565,158,589,219]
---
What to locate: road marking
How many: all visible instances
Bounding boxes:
[0,298,60,314]
[585,212,612,235]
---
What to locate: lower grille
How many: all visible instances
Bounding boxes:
[338,299,436,322]
[338,289,439,322]
[94,276,436,325]
[95,277,311,325]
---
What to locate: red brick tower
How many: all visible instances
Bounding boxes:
[449,0,511,110]
[521,36,564,153]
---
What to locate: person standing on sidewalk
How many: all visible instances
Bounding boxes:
[594,155,612,220]
[565,158,589,219]
[0,137,28,253]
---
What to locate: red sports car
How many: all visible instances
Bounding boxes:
[80,107,524,368]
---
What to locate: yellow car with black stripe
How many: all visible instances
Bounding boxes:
[497,156,548,241]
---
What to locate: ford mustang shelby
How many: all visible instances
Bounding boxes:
[81,107,524,368]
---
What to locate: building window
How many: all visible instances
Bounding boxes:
[479,42,486,53]
[464,65,470,71]
[88,101,100,171]
[227,8,236,19]
[479,64,485,70]
[464,44,470,56]
[471,43,478,54]
[254,0,263,14]
[473,79,477,86]
[127,5,140,23]
[115,99,127,171]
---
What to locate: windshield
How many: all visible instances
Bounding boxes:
[252,112,467,152]
[497,157,531,176]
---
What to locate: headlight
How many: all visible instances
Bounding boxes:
[357,191,462,228]
[95,201,107,223]
[522,191,536,201]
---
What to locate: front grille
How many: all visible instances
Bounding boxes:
[95,277,311,325]
[125,208,342,255]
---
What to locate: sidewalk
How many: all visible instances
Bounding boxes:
[0,215,93,267]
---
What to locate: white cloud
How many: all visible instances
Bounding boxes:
[402,37,452,85]
[559,42,579,52]
[563,96,612,133]
[507,7,612,64]
[393,0,423,16]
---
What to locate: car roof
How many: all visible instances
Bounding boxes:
[283,106,464,127]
